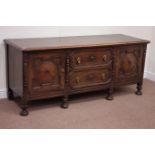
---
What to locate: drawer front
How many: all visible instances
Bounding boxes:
[70,47,112,69]
[28,52,65,94]
[69,68,111,89]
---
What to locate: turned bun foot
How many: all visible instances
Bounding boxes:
[135,83,143,96]
[135,90,142,95]
[106,95,113,100]
[61,97,69,109]
[106,88,114,101]
[61,103,69,109]
[20,108,29,116]
[8,89,14,100]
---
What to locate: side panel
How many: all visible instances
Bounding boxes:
[7,45,23,96]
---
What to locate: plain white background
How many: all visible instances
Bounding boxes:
[0,0,155,155]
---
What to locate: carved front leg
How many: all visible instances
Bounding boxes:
[20,100,29,116]
[135,83,142,95]
[106,50,114,101]
[106,88,114,100]
[8,88,14,100]
[61,55,70,109]
[61,96,69,109]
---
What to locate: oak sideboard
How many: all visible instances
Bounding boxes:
[4,34,150,116]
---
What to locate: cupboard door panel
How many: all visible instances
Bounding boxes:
[114,45,143,83]
[28,52,65,94]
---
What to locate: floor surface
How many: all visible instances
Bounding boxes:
[0,79,155,129]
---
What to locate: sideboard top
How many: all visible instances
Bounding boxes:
[5,34,150,51]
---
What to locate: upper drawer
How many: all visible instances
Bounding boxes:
[70,47,112,69]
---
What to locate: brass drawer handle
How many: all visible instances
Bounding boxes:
[76,76,80,83]
[76,57,81,64]
[102,73,106,80]
[102,55,107,62]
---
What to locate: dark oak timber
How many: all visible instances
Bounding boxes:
[4,34,150,116]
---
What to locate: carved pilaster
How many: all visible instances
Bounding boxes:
[66,55,70,84]
[61,54,70,108]
[21,52,29,116]
[135,44,147,96]
[141,45,147,81]
[106,49,114,100]
[111,49,115,83]
[23,52,28,96]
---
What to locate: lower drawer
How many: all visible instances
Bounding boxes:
[69,68,112,89]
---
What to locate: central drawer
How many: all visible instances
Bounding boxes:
[70,47,112,69]
[69,68,112,89]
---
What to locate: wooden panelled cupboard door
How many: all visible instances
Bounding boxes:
[27,51,65,100]
[114,44,147,90]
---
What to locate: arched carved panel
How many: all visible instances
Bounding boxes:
[114,45,142,82]
[28,52,65,94]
